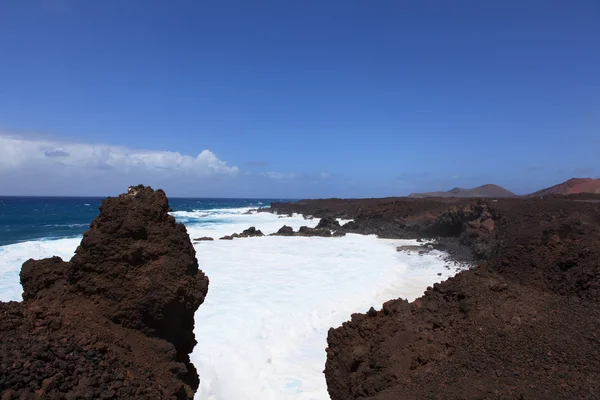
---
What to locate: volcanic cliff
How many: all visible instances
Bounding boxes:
[0,185,209,399]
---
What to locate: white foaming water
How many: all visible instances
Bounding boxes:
[0,237,80,302]
[190,235,452,400]
[0,207,455,400]
[178,209,315,240]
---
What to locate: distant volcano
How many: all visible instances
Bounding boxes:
[528,178,600,196]
[408,184,516,198]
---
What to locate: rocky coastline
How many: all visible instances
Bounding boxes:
[0,186,208,399]
[264,196,600,399]
[2,188,599,400]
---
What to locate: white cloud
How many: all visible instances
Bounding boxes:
[0,134,242,196]
[0,135,239,177]
[0,134,337,197]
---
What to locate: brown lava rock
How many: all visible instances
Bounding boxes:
[323,198,600,400]
[219,227,264,240]
[0,185,209,399]
[193,237,214,241]
[267,196,600,400]
[274,225,294,236]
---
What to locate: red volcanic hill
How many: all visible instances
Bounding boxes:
[529,178,600,197]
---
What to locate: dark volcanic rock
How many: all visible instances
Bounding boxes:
[270,224,346,237]
[274,225,295,236]
[341,221,359,230]
[264,195,600,399]
[298,226,332,237]
[425,202,499,259]
[219,227,265,240]
[323,198,600,400]
[240,226,264,237]
[193,236,214,241]
[316,217,341,230]
[1,185,209,399]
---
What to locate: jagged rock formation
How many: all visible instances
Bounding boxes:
[193,236,214,241]
[270,218,346,237]
[424,203,499,259]
[219,227,264,240]
[240,227,264,237]
[0,185,209,399]
[315,217,341,230]
[274,225,294,236]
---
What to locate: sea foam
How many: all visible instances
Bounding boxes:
[190,234,452,400]
[0,237,79,302]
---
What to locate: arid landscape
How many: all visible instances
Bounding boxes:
[407,178,600,199]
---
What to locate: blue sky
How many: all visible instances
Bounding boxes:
[0,0,598,197]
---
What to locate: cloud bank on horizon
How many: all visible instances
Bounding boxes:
[0,135,239,177]
[0,134,596,198]
[0,134,334,197]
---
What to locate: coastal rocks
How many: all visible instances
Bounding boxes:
[241,227,264,237]
[322,197,600,400]
[315,217,341,230]
[263,196,600,398]
[219,227,264,240]
[275,225,294,236]
[270,219,346,238]
[424,203,499,259]
[194,236,214,241]
[302,218,345,237]
[0,185,209,399]
[298,226,335,237]
[396,244,434,255]
[342,220,359,230]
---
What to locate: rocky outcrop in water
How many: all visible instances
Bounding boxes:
[0,185,209,399]
[270,218,346,237]
[274,225,294,236]
[193,236,214,241]
[219,227,265,240]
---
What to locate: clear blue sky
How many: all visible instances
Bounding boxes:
[0,0,598,197]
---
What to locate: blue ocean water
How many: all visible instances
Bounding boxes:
[0,197,288,247]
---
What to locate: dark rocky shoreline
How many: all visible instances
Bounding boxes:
[2,189,599,399]
[265,196,600,399]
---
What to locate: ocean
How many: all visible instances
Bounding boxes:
[0,196,279,247]
[0,196,456,400]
